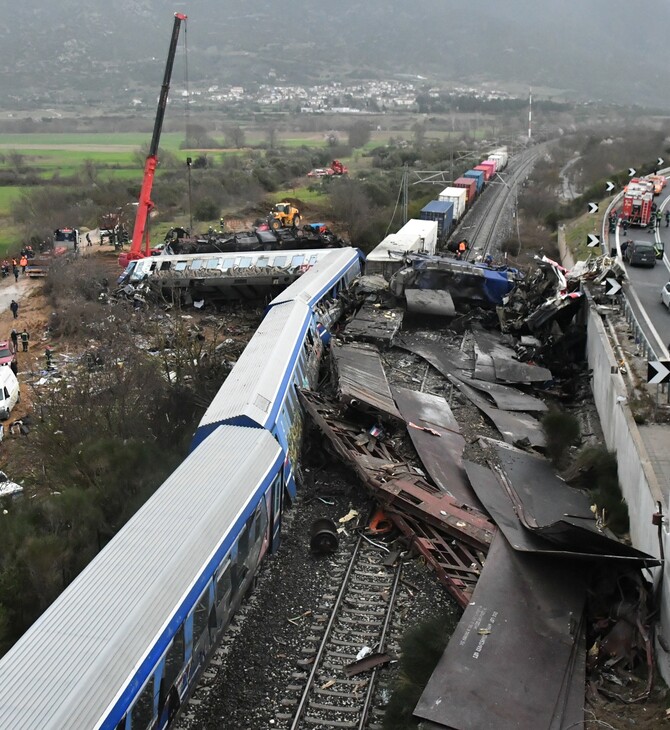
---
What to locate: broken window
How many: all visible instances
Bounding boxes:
[192,589,209,648]
[131,678,154,729]
[162,625,184,690]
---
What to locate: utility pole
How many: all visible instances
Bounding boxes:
[528,87,532,141]
[402,164,409,225]
[186,156,193,234]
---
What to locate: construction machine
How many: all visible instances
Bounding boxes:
[330,159,348,175]
[268,202,301,231]
[118,12,187,268]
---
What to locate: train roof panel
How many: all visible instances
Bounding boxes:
[268,247,361,309]
[199,300,311,430]
[0,425,282,730]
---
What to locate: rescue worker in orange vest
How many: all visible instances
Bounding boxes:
[19,255,27,273]
[456,239,468,259]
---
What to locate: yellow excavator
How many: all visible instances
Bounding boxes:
[268,202,301,230]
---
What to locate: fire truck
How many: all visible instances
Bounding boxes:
[621,178,654,227]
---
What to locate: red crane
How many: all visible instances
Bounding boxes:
[119,12,187,268]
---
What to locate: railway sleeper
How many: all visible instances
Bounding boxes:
[346,588,392,598]
[336,615,385,627]
[329,637,377,648]
[314,687,369,699]
[325,650,366,660]
[305,715,358,727]
[307,702,361,714]
[340,605,386,617]
[331,627,382,641]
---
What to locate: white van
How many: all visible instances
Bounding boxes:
[0,368,19,420]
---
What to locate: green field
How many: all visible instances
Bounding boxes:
[0,132,186,151]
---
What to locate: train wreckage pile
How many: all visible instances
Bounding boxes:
[299,252,656,729]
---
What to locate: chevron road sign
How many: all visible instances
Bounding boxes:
[628,168,636,177]
[605,278,621,296]
[606,181,615,192]
[588,202,599,214]
[658,157,664,167]
[587,234,601,247]
[648,360,670,384]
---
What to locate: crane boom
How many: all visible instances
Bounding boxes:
[119,12,187,268]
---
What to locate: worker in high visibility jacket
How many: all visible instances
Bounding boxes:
[456,239,468,259]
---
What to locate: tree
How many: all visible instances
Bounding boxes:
[348,121,371,149]
[180,124,220,150]
[329,178,373,245]
[412,121,426,147]
[224,125,246,149]
[265,124,278,149]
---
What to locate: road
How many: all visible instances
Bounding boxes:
[613,188,670,356]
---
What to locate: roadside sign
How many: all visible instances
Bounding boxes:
[587,234,600,248]
[588,202,599,214]
[658,157,664,167]
[605,278,621,296]
[606,181,615,192]
[628,168,636,177]
[648,360,670,384]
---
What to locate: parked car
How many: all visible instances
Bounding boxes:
[662,282,670,310]
[0,340,16,368]
[623,240,656,267]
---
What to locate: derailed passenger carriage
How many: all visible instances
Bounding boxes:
[0,426,284,730]
[117,248,344,304]
[0,247,363,729]
[193,248,363,498]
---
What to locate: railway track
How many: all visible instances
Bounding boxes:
[276,535,402,729]
[464,147,543,261]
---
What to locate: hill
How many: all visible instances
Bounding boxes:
[0,0,668,109]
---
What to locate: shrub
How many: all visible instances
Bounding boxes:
[194,198,219,222]
[541,408,581,467]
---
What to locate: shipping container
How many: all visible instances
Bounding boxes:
[474,163,493,181]
[489,146,509,168]
[397,219,438,255]
[488,152,507,171]
[464,169,485,194]
[366,219,438,279]
[454,176,477,205]
[438,186,467,221]
[420,200,454,237]
[484,158,499,174]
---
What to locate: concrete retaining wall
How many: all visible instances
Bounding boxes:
[586,301,670,680]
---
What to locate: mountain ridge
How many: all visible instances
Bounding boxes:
[0,0,667,109]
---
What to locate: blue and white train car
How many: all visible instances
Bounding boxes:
[0,425,283,730]
[193,299,318,508]
[0,246,364,730]
[193,248,364,502]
